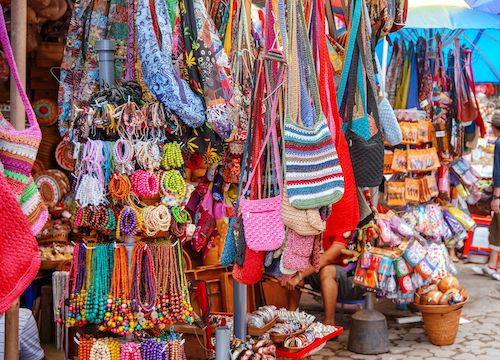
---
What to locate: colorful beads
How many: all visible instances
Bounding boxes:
[161,141,184,170]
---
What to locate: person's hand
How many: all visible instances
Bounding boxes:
[280,274,302,290]
[492,198,500,213]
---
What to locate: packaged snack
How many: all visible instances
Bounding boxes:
[360,251,372,269]
[401,207,418,229]
[390,212,417,240]
[426,204,447,238]
[438,166,450,196]
[353,266,367,287]
[405,178,420,203]
[403,240,426,268]
[416,205,431,235]
[370,254,382,271]
[415,256,437,279]
[365,270,377,289]
[378,218,392,243]
[391,148,407,173]
[387,181,406,206]
[398,274,414,293]
[385,263,398,294]
[447,207,476,230]
[394,258,410,277]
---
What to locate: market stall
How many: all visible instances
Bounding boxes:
[2,0,499,359]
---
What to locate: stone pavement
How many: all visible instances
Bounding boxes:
[298,262,500,360]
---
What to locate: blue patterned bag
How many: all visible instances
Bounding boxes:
[136,0,205,128]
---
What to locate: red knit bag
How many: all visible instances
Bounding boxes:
[0,170,40,314]
[313,0,358,237]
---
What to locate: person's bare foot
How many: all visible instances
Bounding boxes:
[450,256,459,262]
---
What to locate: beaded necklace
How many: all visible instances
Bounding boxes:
[55,243,79,326]
[131,242,157,315]
[101,245,136,335]
[120,342,141,360]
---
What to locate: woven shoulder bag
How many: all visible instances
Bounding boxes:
[284,0,344,210]
[343,9,384,188]
[311,0,358,236]
[239,65,285,252]
[0,8,48,235]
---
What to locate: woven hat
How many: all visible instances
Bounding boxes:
[490,109,500,128]
[0,170,40,314]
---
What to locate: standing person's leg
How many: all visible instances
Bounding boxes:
[472,212,500,279]
[319,265,338,326]
[288,289,302,311]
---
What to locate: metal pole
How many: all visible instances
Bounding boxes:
[95,40,116,88]
[233,280,247,340]
[5,1,27,359]
[215,326,230,360]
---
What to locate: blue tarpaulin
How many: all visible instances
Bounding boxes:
[376,5,500,83]
[466,0,500,14]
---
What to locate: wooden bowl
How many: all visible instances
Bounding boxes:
[247,315,278,337]
[270,328,305,344]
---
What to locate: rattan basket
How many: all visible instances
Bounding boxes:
[414,299,467,346]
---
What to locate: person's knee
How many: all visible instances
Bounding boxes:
[320,265,337,282]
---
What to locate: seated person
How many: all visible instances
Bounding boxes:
[0,308,46,360]
[281,234,364,326]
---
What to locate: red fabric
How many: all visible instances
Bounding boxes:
[0,171,40,314]
[316,0,359,237]
[232,246,265,285]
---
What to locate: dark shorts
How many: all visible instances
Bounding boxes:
[305,264,365,301]
[489,212,500,251]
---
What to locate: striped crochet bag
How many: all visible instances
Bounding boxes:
[284,0,344,210]
[0,7,48,235]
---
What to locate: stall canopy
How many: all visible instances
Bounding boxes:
[376,5,500,84]
[465,0,500,14]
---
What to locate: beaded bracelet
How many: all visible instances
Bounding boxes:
[131,170,159,197]
[118,206,143,237]
[114,139,135,175]
[141,204,171,237]
[109,173,131,202]
[162,170,187,199]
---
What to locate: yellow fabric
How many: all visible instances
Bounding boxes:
[395,49,410,109]
[223,0,234,55]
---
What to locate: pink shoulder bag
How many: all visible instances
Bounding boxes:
[239,69,285,252]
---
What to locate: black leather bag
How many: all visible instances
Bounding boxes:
[343,26,384,188]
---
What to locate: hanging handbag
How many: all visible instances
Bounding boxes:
[232,247,266,285]
[136,0,205,128]
[375,52,402,146]
[239,71,286,252]
[0,170,41,314]
[343,15,384,188]
[284,0,344,210]
[0,9,48,236]
[282,228,314,272]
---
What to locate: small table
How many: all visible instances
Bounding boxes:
[275,327,343,359]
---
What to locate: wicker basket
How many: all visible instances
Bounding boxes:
[414,300,467,346]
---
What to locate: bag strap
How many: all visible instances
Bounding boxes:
[241,65,284,197]
[0,6,38,128]
[346,23,382,134]
[336,0,362,105]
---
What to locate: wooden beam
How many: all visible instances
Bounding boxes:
[5,1,27,359]
[5,298,20,360]
[10,0,27,131]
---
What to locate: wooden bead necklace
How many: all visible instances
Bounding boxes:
[130,242,157,316]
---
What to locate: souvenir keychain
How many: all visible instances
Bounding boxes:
[405,178,420,203]
[391,148,407,173]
